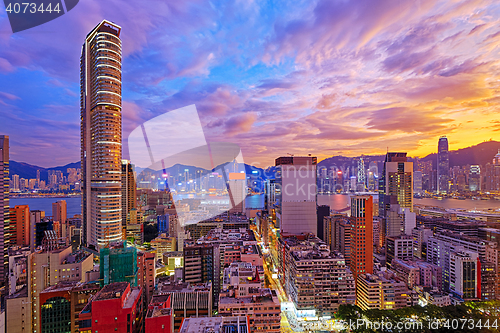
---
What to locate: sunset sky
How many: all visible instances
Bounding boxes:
[0,0,499,168]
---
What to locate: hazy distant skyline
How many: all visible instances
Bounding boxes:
[1,0,500,168]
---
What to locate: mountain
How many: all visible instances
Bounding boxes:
[420,140,500,167]
[8,140,500,180]
[317,140,500,170]
[9,160,81,182]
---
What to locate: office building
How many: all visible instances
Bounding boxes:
[138,251,156,303]
[81,20,123,248]
[414,170,423,195]
[183,244,221,308]
[154,279,213,330]
[151,233,176,259]
[479,227,500,300]
[228,172,246,214]
[316,205,330,241]
[356,271,414,310]
[386,235,414,268]
[78,282,143,333]
[275,156,317,236]
[0,135,9,285]
[427,231,495,293]
[469,165,481,192]
[28,246,94,333]
[449,251,480,300]
[412,226,433,260]
[350,195,374,279]
[52,200,67,240]
[122,160,136,230]
[39,281,100,333]
[379,152,413,217]
[5,286,32,332]
[9,205,29,246]
[437,136,449,193]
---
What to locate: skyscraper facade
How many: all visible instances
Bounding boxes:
[81,20,123,248]
[378,152,413,247]
[469,165,481,192]
[0,135,9,284]
[437,136,449,193]
[275,156,317,236]
[121,160,136,231]
[350,195,373,280]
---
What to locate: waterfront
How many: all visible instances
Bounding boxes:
[246,193,500,212]
[9,194,500,218]
[10,196,82,217]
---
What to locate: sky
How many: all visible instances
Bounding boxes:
[0,0,500,168]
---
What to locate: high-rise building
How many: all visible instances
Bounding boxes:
[378,152,413,246]
[52,200,67,240]
[469,165,481,192]
[413,170,423,195]
[0,135,10,284]
[183,243,221,309]
[356,271,414,310]
[379,152,413,216]
[137,251,156,303]
[449,251,480,300]
[81,20,123,248]
[437,136,449,193]
[228,172,246,214]
[100,241,138,287]
[28,246,94,333]
[11,174,19,191]
[275,156,317,236]
[279,235,355,317]
[121,159,136,231]
[9,205,29,246]
[350,195,373,279]
[386,235,414,268]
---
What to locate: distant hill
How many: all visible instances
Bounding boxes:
[420,140,500,167]
[317,140,500,170]
[9,140,500,180]
[9,160,81,182]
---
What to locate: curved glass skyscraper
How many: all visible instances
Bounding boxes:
[81,20,123,248]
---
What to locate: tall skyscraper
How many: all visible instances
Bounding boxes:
[379,153,413,214]
[52,200,67,239]
[378,152,413,247]
[469,165,481,192]
[9,205,30,246]
[350,195,373,280]
[275,156,317,236]
[437,136,449,193]
[0,135,10,284]
[11,174,19,191]
[121,160,136,231]
[81,20,123,248]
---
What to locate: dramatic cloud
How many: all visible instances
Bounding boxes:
[0,0,499,167]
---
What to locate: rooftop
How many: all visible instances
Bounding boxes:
[94,282,129,301]
[180,316,249,333]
